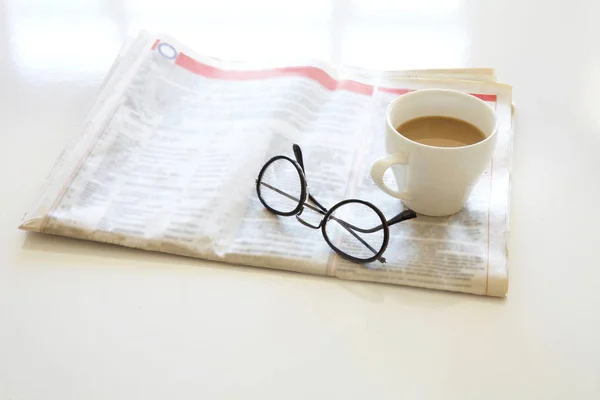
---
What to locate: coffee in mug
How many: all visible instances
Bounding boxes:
[396,116,486,148]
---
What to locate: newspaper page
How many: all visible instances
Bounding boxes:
[20,31,512,297]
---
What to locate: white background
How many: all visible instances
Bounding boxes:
[1,0,599,398]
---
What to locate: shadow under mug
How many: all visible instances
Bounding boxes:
[370,89,499,217]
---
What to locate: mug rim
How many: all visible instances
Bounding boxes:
[385,88,499,151]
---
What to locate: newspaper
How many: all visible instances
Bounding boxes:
[20,31,513,297]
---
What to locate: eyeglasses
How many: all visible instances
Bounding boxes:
[255,144,417,264]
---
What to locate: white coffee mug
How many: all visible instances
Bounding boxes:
[370,89,499,217]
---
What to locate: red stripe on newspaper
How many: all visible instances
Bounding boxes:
[176,53,374,95]
[337,80,374,95]
[151,39,159,50]
[172,52,496,101]
[470,93,496,102]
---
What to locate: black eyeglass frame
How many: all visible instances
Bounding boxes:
[255,144,416,264]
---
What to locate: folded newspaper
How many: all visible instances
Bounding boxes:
[20,31,513,297]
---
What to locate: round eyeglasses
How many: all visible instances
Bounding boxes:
[256,144,416,264]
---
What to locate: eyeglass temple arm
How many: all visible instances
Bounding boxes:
[387,209,417,226]
[293,144,328,213]
[333,209,417,234]
[293,144,305,170]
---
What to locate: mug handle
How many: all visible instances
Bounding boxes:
[370,153,413,200]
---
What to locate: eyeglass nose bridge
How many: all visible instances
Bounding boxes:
[295,208,324,229]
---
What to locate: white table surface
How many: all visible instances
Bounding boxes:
[2,0,600,399]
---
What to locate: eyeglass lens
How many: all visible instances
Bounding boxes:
[324,202,386,260]
[258,158,303,214]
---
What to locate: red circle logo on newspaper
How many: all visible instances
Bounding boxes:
[157,42,177,60]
